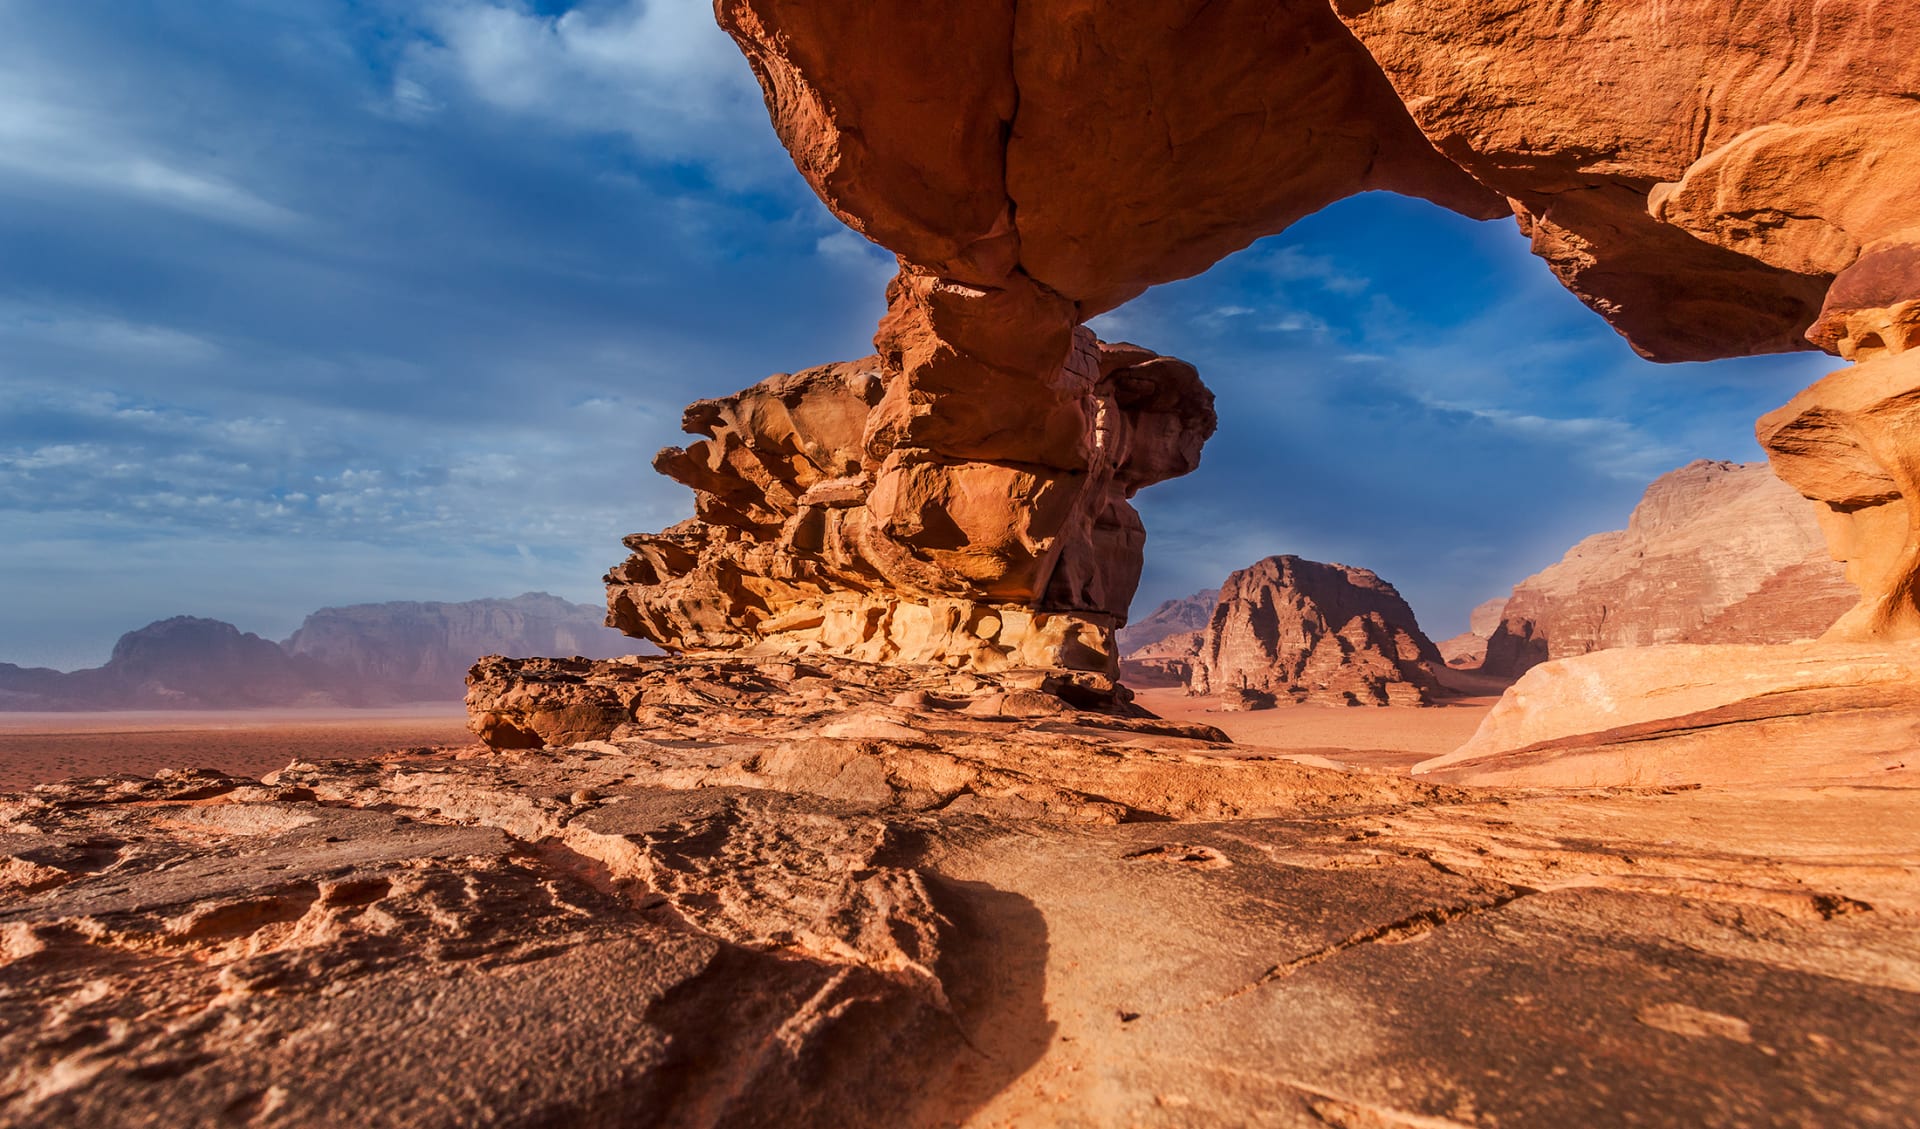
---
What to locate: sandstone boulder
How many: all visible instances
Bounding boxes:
[1186,556,1442,707]
[1480,461,1855,678]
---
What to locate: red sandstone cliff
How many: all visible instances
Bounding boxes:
[1185,556,1443,707]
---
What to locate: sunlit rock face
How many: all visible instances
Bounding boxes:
[680,0,1920,692]
[1332,1,1920,642]
[1186,556,1443,708]
[1760,340,1920,643]
[1334,1,1920,361]
[605,342,1215,673]
[1478,462,1856,679]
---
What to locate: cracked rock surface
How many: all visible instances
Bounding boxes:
[5,659,1918,1126]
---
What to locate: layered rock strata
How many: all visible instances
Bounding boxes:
[606,346,1215,675]
[1479,461,1855,678]
[1185,556,1443,707]
[1423,642,1920,788]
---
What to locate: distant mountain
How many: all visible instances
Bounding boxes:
[285,592,638,702]
[1186,556,1443,708]
[1478,461,1855,677]
[1117,591,1217,657]
[0,594,646,710]
[0,617,344,710]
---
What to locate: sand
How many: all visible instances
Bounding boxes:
[0,705,476,791]
[1133,686,1499,773]
[0,683,1503,792]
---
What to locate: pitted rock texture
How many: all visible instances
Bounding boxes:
[1185,556,1443,707]
[4,704,1918,1125]
[606,347,1215,674]
[464,653,1463,825]
[1480,461,1855,678]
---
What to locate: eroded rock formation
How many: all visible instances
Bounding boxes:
[606,345,1215,674]
[1478,461,1855,677]
[580,2,1920,702]
[1760,339,1920,644]
[690,0,1920,676]
[1184,556,1442,707]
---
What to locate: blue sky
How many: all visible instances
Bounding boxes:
[0,0,1834,669]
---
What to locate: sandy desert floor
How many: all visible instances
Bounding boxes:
[0,692,1502,791]
[1133,686,1502,773]
[0,705,475,790]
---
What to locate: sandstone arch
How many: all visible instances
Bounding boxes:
[605,1,1920,710]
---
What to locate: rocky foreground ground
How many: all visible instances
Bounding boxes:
[2,656,1916,1127]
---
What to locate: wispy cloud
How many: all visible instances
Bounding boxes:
[1415,396,1683,483]
[397,0,781,185]
[0,66,301,229]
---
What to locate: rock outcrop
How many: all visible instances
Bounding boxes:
[1422,641,1920,788]
[286,593,633,702]
[571,0,1920,738]
[1760,342,1920,643]
[605,349,1215,675]
[1183,556,1443,707]
[1480,462,1856,678]
[694,0,1920,684]
[9,662,1920,1125]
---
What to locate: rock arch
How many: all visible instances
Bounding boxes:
[605,0,1920,685]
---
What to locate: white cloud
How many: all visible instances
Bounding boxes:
[0,69,300,229]
[1263,312,1333,338]
[1418,396,1681,482]
[399,0,779,185]
[1086,310,1133,339]
[0,303,222,364]
[1257,247,1371,296]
